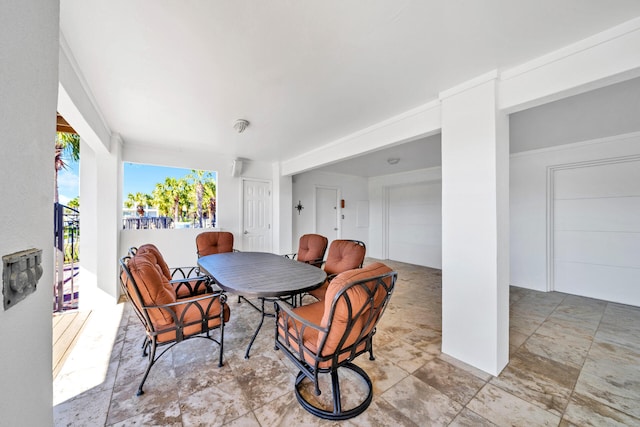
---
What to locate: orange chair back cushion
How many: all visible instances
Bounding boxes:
[319,262,392,355]
[136,243,171,280]
[196,232,234,256]
[297,234,328,263]
[126,252,177,326]
[324,240,365,276]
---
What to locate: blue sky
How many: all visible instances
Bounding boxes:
[57,160,217,205]
[57,159,79,205]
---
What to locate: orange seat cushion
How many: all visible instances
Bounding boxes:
[308,280,329,301]
[196,231,234,256]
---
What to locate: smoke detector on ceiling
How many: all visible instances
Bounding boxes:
[234,119,250,133]
[387,157,400,165]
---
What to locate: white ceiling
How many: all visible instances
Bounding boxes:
[60,1,640,173]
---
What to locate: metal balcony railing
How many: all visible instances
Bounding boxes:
[54,203,79,312]
[122,216,174,230]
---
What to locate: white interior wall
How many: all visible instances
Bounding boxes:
[387,182,442,268]
[368,168,442,261]
[292,171,368,250]
[120,229,211,267]
[0,1,58,425]
[510,132,640,291]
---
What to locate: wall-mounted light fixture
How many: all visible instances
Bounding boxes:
[295,200,304,215]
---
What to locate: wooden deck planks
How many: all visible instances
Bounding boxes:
[52,310,92,379]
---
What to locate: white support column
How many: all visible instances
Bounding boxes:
[272,162,293,255]
[79,134,122,309]
[440,73,510,376]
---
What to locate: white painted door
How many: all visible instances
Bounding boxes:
[316,187,339,244]
[553,158,640,306]
[242,179,272,252]
[388,181,442,268]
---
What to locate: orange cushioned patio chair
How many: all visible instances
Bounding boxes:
[284,234,328,268]
[275,262,396,420]
[120,251,230,396]
[195,231,235,257]
[130,243,211,298]
[307,239,366,301]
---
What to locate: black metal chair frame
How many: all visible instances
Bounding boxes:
[283,252,325,268]
[119,255,228,396]
[274,270,397,420]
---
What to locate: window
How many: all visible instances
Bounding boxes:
[123,163,217,229]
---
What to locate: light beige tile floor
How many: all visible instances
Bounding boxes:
[53,259,640,426]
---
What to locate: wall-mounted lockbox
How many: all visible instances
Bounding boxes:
[3,248,43,310]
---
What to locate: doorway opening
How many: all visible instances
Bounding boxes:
[54,113,80,312]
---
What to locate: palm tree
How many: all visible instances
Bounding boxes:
[152,177,190,222]
[152,180,175,219]
[203,179,217,227]
[186,170,215,227]
[124,192,152,216]
[176,178,193,222]
[68,197,80,209]
[54,132,80,204]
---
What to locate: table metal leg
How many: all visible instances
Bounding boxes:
[242,293,301,359]
[244,297,266,359]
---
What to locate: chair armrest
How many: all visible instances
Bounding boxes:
[275,301,327,333]
[305,257,324,268]
[143,291,222,310]
[274,301,329,348]
[169,268,212,296]
[142,291,227,331]
[275,300,330,366]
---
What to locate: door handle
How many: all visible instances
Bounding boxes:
[334,228,338,231]
[244,230,249,234]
